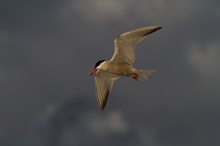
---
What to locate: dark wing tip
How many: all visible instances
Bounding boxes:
[156,26,162,31]
[101,106,105,111]
[100,103,106,111]
[144,26,162,36]
[152,26,162,30]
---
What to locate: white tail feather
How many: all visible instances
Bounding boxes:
[135,69,156,82]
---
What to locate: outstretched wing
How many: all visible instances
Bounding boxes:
[95,70,119,110]
[111,26,161,65]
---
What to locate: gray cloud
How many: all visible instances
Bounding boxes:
[187,41,220,84]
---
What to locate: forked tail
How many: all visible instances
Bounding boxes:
[135,69,156,82]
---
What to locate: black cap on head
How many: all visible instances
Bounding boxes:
[95,60,105,68]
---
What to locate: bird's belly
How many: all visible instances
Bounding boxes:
[105,63,133,76]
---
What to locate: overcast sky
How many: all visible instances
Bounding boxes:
[0,0,220,146]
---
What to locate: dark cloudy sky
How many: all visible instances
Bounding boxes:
[1,0,220,146]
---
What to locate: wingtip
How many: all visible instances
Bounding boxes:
[153,26,162,31]
[146,25,162,29]
[98,100,106,111]
[100,105,105,111]
[143,26,162,36]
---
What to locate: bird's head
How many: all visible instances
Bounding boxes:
[90,60,105,76]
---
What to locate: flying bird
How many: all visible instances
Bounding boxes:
[90,26,162,110]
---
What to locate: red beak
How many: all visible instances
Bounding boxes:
[90,69,97,76]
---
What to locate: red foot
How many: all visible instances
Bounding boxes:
[132,73,138,79]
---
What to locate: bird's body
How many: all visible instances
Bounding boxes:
[97,61,133,76]
[90,26,162,110]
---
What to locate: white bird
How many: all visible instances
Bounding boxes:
[90,26,162,110]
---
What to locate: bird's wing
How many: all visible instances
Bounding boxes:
[110,26,161,65]
[95,70,119,110]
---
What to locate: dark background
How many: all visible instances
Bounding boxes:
[1,0,220,146]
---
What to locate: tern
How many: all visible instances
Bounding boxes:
[90,26,162,110]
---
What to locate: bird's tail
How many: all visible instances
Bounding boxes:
[135,69,156,82]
